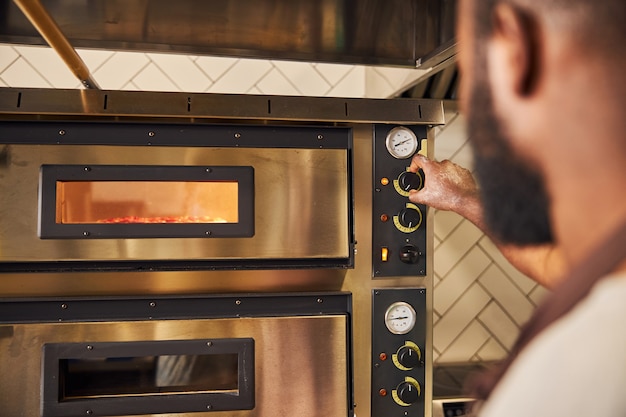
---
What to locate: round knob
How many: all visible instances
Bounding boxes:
[397,345,420,369]
[397,171,423,192]
[396,381,420,405]
[399,245,420,264]
[398,208,421,229]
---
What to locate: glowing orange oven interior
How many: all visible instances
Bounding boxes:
[56,181,239,225]
[39,165,255,239]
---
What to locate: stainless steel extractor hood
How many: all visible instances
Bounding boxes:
[0,0,456,69]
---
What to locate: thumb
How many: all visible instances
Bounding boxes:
[408,188,428,205]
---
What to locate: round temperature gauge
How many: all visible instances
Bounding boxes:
[385,127,418,159]
[384,301,417,335]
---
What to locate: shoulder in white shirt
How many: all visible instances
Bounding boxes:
[478,274,626,417]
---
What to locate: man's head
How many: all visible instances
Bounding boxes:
[457,0,625,246]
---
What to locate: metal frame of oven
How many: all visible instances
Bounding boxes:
[0,88,444,417]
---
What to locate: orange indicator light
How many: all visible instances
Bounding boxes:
[381,177,390,186]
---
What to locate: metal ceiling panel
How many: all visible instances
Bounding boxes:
[0,0,455,68]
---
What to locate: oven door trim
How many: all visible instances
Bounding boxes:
[38,164,255,239]
[42,338,255,417]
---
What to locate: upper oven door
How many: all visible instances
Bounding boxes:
[0,121,352,271]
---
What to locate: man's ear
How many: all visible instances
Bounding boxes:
[488,3,539,97]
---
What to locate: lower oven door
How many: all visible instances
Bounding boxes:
[0,296,351,417]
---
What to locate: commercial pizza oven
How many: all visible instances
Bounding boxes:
[0,88,443,417]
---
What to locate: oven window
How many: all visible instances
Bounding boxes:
[39,165,254,239]
[42,338,255,416]
[56,181,239,224]
[59,354,239,400]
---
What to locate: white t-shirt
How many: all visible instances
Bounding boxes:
[478,273,626,417]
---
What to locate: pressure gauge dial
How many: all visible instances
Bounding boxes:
[385,127,419,159]
[384,301,417,335]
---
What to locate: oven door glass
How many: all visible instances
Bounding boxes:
[39,165,254,239]
[56,181,239,224]
[42,338,254,416]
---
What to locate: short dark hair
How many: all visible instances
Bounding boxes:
[472,0,625,59]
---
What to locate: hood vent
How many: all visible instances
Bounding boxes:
[0,0,455,69]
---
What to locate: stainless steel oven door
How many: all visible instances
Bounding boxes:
[0,121,352,269]
[0,293,351,417]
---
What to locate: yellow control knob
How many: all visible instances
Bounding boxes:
[393,203,423,233]
[392,377,421,406]
[392,341,422,370]
[393,169,423,197]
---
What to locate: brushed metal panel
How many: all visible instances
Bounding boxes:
[0,269,348,298]
[0,88,445,126]
[0,0,444,68]
[341,124,435,417]
[0,144,349,261]
[0,315,348,417]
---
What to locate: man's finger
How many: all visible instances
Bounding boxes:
[409,154,429,173]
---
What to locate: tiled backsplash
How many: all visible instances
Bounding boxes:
[0,44,429,97]
[0,43,549,364]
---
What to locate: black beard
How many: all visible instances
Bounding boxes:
[467,81,553,245]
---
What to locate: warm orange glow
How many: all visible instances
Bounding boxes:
[56,181,239,224]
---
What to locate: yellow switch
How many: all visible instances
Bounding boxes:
[381,247,389,262]
[417,139,428,157]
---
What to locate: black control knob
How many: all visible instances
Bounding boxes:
[397,170,423,192]
[397,345,420,369]
[396,381,420,405]
[399,244,420,264]
[398,208,421,229]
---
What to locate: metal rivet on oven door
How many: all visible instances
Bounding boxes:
[58,130,65,136]
[234,133,241,138]
[206,341,213,347]
[148,131,155,137]
[61,303,68,309]
[149,301,156,307]
[82,231,89,237]
[86,345,93,350]
[235,300,241,305]
[317,134,324,140]
[86,410,93,415]
[206,405,213,410]
[317,298,323,304]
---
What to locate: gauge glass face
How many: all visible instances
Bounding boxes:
[385,127,418,159]
[384,302,417,334]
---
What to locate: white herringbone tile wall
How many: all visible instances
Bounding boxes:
[0,44,549,365]
[0,44,431,97]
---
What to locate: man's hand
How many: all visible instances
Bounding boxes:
[406,154,565,288]
[408,154,480,217]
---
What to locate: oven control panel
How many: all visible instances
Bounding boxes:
[372,288,426,417]
[372,125,428,277]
